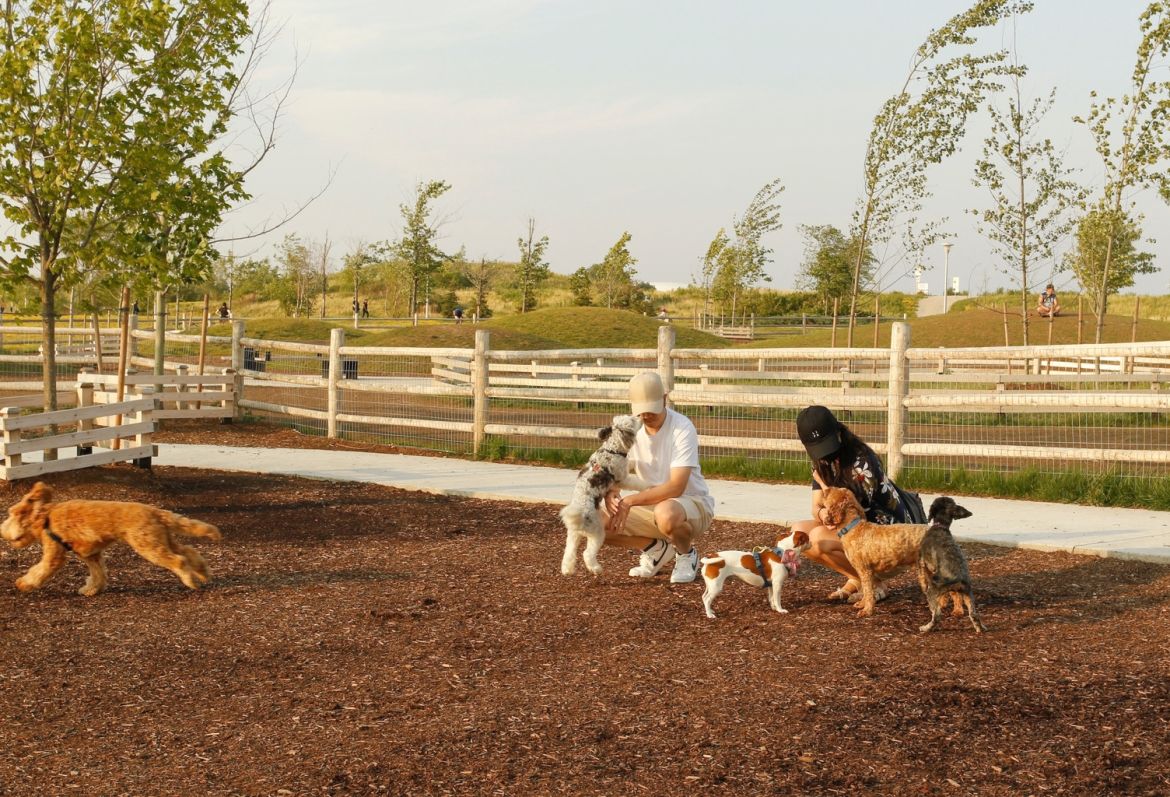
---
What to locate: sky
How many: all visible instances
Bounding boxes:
[222,0,1170,298]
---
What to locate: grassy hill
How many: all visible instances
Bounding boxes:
[736,307,1170,349]
[483,307,731,349]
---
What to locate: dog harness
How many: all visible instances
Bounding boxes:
[751,546,800,587]
[836,517,863,538]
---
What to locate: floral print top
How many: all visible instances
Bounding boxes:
[813,448,906,525]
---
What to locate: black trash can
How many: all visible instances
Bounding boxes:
[321,359,358,379]
[244,347,266,373]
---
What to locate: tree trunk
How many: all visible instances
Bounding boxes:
[40,275,59,412]
[1095,223,1117,344]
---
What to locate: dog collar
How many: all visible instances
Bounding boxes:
[46,520,73,552]
[836,517,863,538]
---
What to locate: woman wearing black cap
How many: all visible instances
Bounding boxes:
[792,405,914,604]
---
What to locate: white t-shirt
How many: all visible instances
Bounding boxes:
[628,408,714,515]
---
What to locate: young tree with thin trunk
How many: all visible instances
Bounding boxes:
[846,0,1030,346]
[1074,2,1170,342]
[797,225,876,315]
[591,232,638,309]
[704,179,785,321]
[515,219,550,313]
[696,228,730,320]
[394,180,452,315]
[274,234,315,317]
[972,74,1086,344]
[1065,206,1155,319]
[463,258,498,319]
[317,234,333,318]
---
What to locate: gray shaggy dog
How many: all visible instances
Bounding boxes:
[559,415,643,576]
[917,496,986,633]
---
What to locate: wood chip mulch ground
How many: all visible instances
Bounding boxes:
[0,422,1167,796]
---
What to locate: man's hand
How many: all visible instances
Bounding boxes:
[606,491,630,533]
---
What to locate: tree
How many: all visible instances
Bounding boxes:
[696,228,730,318]
[515,219,551,312]
[846,0,1029,345]
[341,243,377,317]
[1074,2,1170,341]
[462,258,498,319]
[395,180,452,316]
[569,267,593,306]
[592,232,638,309]
[1065,206,1155,320]
[797,225,875,314]
[704,179,785,321]
[317,234,333,317]
[274,234,315,317]
[0,0,282,409]
[971,21,1087,344]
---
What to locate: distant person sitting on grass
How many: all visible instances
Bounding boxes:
[454,306,464,324]
[1037,284,1060,318]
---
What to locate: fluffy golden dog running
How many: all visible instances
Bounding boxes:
[1,481,221,596]
[818,486,928,618]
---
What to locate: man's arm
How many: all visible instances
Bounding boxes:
[623,466,691,507]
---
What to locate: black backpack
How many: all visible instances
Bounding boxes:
[895,484,928,524]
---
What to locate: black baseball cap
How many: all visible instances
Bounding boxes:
[797,405,842,460]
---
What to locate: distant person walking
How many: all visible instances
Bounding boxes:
[361,300,369,318]
[453,305,464,324]
[217,302,231,320]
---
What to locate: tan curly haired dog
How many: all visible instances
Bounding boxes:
[1,481,221,596]
[818,486,929,618]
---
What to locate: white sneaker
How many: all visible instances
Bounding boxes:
[629,539,675,577]
[670,547,700,583]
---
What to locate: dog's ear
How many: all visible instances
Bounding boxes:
[28,481,53,504]
[597,426,613,441]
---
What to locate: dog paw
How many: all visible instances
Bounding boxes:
[586,565,603,576]
[78,585,101,597]
[15,577,37,592]
[560,566,576,576]
[704,611,717,619]
[775,607,789,614]
[856,605,875,617]
[919,621,937,633]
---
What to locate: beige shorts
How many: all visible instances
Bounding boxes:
[617,496,714,541]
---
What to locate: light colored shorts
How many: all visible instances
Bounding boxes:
[618,496,714,541]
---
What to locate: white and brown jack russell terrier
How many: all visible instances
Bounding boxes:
[699,530,809,619]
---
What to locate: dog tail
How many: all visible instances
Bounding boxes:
[170,513,222,541]
[699,554,723,566]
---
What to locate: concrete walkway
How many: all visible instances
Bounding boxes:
[153,444,1170,565]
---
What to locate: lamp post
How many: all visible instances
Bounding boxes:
[942,242,953,313]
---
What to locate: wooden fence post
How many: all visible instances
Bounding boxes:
[76,368,95,455]
[657,323,676,394]
[230,320,244,372]
[473,330,490,456]
[230,320,245,421]
[327,327,344,439]
[1,407,22,472]
[153,290,165,380]
[886,321,910,481]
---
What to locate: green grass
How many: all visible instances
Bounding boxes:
[900,463,1170,511]
[484,306,731,349]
